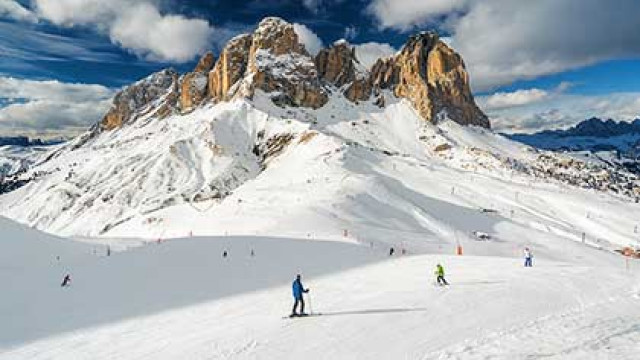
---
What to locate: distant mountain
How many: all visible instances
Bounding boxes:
[506,118,640,156]
[0,136,65,147]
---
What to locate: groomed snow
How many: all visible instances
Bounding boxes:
[1,216,639,359]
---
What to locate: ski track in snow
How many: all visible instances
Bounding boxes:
[431,289,640,360]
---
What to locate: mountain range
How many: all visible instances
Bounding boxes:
[0,17,638,239]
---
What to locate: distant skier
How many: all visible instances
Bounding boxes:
[223,250,228,258]
[61,274,71,287]
[524,247,533,267]
[291,274,310,317]
[389,247,395,256]
[435,264,448,286]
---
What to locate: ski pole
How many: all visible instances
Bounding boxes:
[307,292,313,315]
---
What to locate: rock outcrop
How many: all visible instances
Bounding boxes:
[101,69,179,131]
[180,52,215,112]
[370,32,489,128]
[208,34,252,102]
[316,40,371,102]
[242,17,328,108]
[99,17,488,130]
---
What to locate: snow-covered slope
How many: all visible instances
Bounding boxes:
[1,215,639,359]
[1,93,640,256]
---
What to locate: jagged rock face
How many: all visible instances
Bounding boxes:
[316,41,371,102]
[101,69,178,131]
[180,52,216,111]
[389,33,489,128]
[316,41,357,87]
[370,58,398,91]
[208,34,252,102]
[100,17,488,130]
[241,17,328,109]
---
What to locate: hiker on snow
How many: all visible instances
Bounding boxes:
[291,274,310,316]
[524,247,533,267]
[435,264,448,286]
[61,274,71,287]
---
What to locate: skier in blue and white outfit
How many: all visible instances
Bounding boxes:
[524,247,533,267]
[291,274,310,317]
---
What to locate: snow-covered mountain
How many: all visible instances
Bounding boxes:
[2,16,640,359]
[0,17,638,251]
[508,117,640,155]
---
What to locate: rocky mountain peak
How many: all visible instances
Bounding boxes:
[386,31,489,128]
[97,17,489,131]
[251,17,307,56]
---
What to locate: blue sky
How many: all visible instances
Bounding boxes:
[2,0,640,137]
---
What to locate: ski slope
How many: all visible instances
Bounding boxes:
[1,216,639,359]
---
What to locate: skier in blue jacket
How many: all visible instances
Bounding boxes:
[291,274,310,317]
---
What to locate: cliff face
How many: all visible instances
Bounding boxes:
[100,69,179,131]
[370,32,489,128]
[241,17,328,108]
[208,34,252,102]
[180,52,216,112]
[315,40,371,102]
[99,17,489,132]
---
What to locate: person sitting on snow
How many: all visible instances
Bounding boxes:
[435,264,449,286]
[291,274,310,317]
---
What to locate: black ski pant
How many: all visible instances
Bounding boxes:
[292,297,305,314]
[437,275,448,285]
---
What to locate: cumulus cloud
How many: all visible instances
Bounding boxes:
[0,77,114,138]
[481,82,572,110]
[353,42,397,69]
[484,89,550,110]
[32,0,214,62]
[368,0,640,90]
[0,0,37,22]
[293,23,324,56]
[367,0,467,30]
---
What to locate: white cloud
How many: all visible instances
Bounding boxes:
[368,0,640,91]
[293,23,324,56]
[0,0,37,22]
[482,92,640,134]
[482,82,572,110]
[353,42,397,69]
[0,77,113,102]
[484,89,550,110]
[33,0,214,62]
[367,0,468,30]
[110,3,213,62]
[0,77,114,138]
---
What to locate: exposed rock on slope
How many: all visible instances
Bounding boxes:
[180,52,216,112]
[208,34,253,102]
[316,40,371,102]
[100,69,179,131]
[241,17,328,108]
[371,32,489,128]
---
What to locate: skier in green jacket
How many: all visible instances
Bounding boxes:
[435,264,449,286]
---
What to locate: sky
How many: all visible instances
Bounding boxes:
[2,0,640,138]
